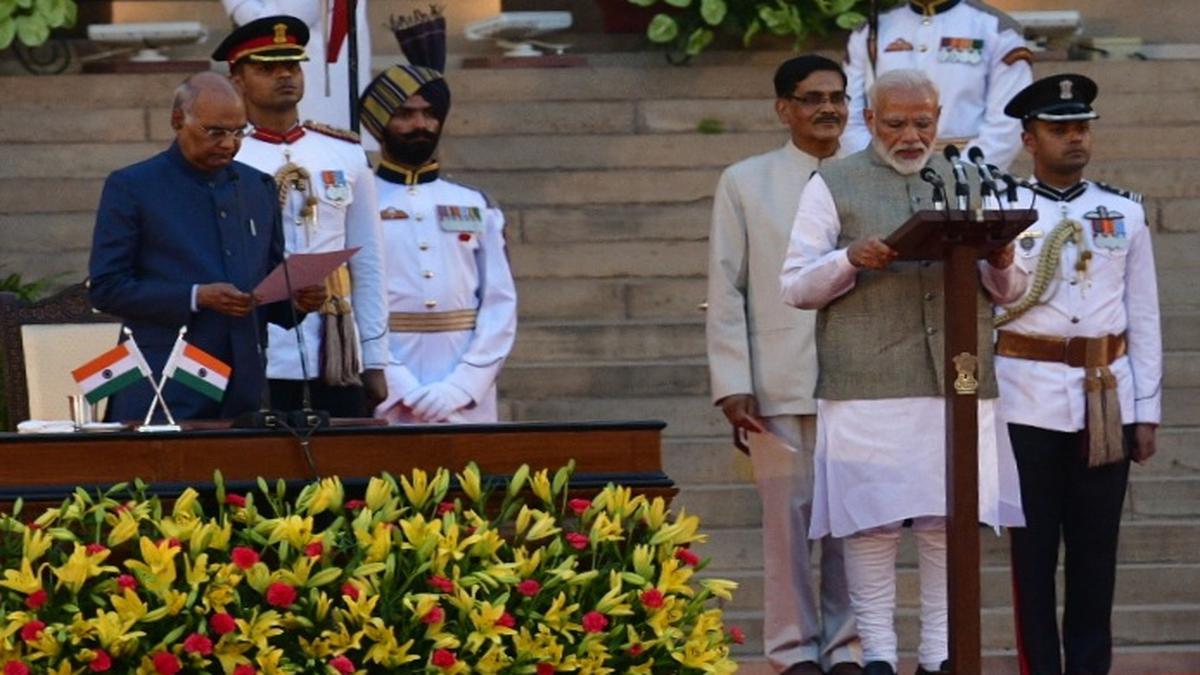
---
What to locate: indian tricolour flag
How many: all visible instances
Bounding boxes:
[71,341,152,404]
[164,340,231,402]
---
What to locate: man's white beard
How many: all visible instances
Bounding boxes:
[872,137,934,175]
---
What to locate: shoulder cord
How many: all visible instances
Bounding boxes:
[995,216,1090,327]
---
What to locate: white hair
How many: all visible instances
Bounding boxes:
[867,68,939,111]
[171,71,239,117]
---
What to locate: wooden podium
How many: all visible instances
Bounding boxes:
[885,209,1035,674]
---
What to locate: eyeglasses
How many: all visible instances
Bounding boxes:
[193,123,249,142]
[783,92,850,107]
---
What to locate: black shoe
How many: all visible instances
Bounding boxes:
[914,660,950,675]
[829,663,865,675]
[781,662,822,675]
[864,662,896,675]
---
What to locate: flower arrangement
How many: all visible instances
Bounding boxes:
[0,462,741,673]
[627,0,902,60]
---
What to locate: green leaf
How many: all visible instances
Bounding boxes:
[663,0,691,6]
[646,13,679,43]
[60,0,73,27]
[699,0,726,26]
[14,0,30,9]
[0,0,16,21]
[741,17,761,47]
[836,10,867,30]
[626,0,656,6]
[684,27,714,56]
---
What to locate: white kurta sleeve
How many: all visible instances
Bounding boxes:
[1124,222,1163,423]
[345,157,389,370]
[705,168,754,403]
[966,24,1031,171]
[443,206,518,403]
[979,256,1029,305]
[841,26,874,156]
[780,174,858,310]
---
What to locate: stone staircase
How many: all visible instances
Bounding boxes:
[0,57,1197,673]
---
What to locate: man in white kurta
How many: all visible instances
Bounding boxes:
[995,74,1162,675]
[360,63,517,424]
[707,55,861,675]
[222,0,371,139]
[215,16,388,416]
[781,69,1025,675]
[842,0,1032,169]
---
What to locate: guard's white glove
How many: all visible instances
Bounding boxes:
[402,381,473,422]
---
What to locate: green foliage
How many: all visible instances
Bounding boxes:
[0,0,75,50]
[696,117,726,134]
[630,0,901,60]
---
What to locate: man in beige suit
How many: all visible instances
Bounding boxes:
[706,55,862,675]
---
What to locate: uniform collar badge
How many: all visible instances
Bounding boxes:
[1085,206,1128,249]
[885,38,915,52]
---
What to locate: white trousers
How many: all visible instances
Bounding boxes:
[842,517,948,671]
[755,415,861,671]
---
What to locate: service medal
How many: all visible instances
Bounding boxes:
[322,170,351,205]
[1085,206,1129,250]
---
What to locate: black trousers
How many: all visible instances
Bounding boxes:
[1008,423,1132,675]
[268,379,367,418]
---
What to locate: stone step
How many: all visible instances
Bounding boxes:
[498,360,709,400]
[697,520,1200,571]
[514,277,707,321]
[1166,389,1200,426]
[1165,351,1200,389]
[506,395,726,439]
[1158,197,1200,233]
[723,604,1200,656]
[1129,475,1200,518]
[1158,426,1200,475]
[1155,233,1200,270]
[509,319,704,363]
[662,438,756,485]
[513,202,712,244]
[509,240,707,279]
[715,563,1200,614]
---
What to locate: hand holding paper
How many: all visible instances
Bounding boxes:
[253,248,360,305]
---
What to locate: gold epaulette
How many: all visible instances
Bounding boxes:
[302,120,361,144]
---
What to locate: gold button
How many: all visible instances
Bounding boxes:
[419,242,430,251]
[918,45,928,53]
[425,299,437,308]
[423,270,434,279]
[415,214,424,222]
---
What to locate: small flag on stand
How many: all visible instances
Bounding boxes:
[71,341,152,404]
[164,340,231,402]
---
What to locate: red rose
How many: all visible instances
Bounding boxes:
[437,500,456,515]
[432,649,457,668]
[265,582,297,608]
[729,626,746,644]
[20,620,44,642]
[581,611,607,633]
[86,543,108,555]
[640,588,664,609]
[340,582,360,601]
[164,538,182,549]
[210,612,237,635]
[536,664,555,675]
[568,498,591,516]
[565,532,589,550]
[329,656,355,674]
[427,575,454,593]
[23,589,47,610]
[628,644,644,656]
[233,666,256,675]
[516,579,541,597]
[4,662,29,675]
[183,632,213,656]
[117,574,138,591]
[674,547,700,567]
[88,649,112,672]
[304,541,324,557]
[231,546,260,570]
[152,652,181,675]
[27,523,40,530]
[344,499,366,510]
[225,494,247,507]
[421,606,444,624]
[497,611,516,628]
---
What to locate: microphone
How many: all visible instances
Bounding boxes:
[280,255,330,431]
[1002,174,1020,205]
[919,166,947,211]
[942,144,970,210]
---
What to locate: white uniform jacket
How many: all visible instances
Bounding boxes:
[373,172,517,423]
[707,141,833,416]
[842,0,1032,169]
[995,180,1163,431]
[222,0,372,134]
[236,122,388,380]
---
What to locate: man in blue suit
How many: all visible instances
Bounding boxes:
[90,72,327,421]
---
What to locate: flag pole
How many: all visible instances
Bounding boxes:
[137,326,183,431]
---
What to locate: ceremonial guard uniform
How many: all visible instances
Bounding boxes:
[996,75,1162,675]
[842,0,1032,168]
[214,17,388,416]
[372,161,517,423]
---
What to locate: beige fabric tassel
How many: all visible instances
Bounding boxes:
[319,266,362,387]
[1084,365,1125,467]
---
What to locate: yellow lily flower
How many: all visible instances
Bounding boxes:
[530,468,553,505]
[455,463,483,504]
[0,558,43,594]
[53,543,118,594]
[122,537,179,595]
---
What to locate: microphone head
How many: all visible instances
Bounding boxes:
[919,166,944,186]
[967,146,985,164]
[943,144,961,162]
